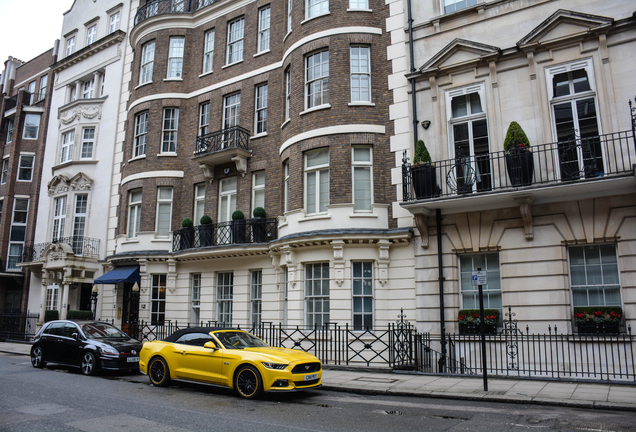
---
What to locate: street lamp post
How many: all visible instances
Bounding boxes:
[91,285,99,320]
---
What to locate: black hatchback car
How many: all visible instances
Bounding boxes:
[30,320,142,375]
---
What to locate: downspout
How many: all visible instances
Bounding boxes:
[437,209,446,371]
[407,0,418,146]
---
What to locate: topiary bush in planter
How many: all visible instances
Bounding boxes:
[411,140,439,199]
[252,207,267,242]
[181,218,195,249]
[45,310,59,322]
[231,210,246,243]
[504,121,534,187]
[199,215,214,247]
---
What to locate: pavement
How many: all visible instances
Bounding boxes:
[2,341,635,411]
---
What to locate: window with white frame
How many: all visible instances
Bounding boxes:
[140,41,155,85]
[199,103,210,136]
[283,161,289,213]
[28,81,36,105]
[1,158,8,184]
[109,12,120,34]
[217,272,233,324]
[52,196,67,241]
[546,60,602,180]
[218,177,236,223]
[223,93,240,147]
[194,183,205,225]
[285,67,291,121]
[191,273,201,324]
[203,30,215,73]
[305,148,329,214]
[86,25,96,45]
[0,200,3,223]
[162,108,179,153]
[569,245,621,307]
[155,187,173,237]
[100,70,105,96]
[306,51,329,109]
[72,194,87,255]
[443,0,477,14]
[349,0,369,9]
[151,274,167,325]
[82,79,94,99]
[258,6,270,53]
[8,198,28,271]
[167,37,185,78]
[60,130,75,164]
[134,112,148,157]
[39,75,48,100]
[66,37,75,56]
[81,128,95,159]
[17,155,34,182]
[307,0,329,18]
[251,270,262,326]
[287,0,292,33]
[255,84,268,134]
[460,253,502,315]
[352,261,373,330]
[127,189,142,238]
[446,85,492,192]
[350,46,370,102]
[305,262,330,327]
[46,285,59,310]
[226,17,244,65]
[252,171,265,212]
[352,146,372,211]
[23,114,40,139]
[6,118,14,143]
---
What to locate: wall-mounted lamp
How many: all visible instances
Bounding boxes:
[421,120,431,130]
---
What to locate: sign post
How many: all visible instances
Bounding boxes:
[472,268,488,391]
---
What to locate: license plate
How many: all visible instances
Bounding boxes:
[304,373,318,381]
[127,357,140,363]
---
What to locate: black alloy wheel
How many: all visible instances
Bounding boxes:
[31,346,46,368]
[81,352,97,376]
[149,357,170,387]
[234,365,262,399]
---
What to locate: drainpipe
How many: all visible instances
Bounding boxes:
[437,209,446,372]
[407,0,418,146]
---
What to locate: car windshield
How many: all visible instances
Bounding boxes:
[212,331,268,349]
[81,323,128,339]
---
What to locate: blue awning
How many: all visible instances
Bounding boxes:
[93,266,140,284]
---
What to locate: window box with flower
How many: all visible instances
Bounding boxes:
[574,306,622,335]
[457,309,500,335]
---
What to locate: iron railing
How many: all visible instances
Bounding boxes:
[0,313,39,341]
[134,0,216,26]
[172,218,277,252]
[403,130,636,202]
[193,125,251,158]
[21,236,101,263]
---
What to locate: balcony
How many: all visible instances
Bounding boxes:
[172,218,278,252]
[193,126,251,180]
[21,237,101,263]
[401,130,636,215]
[134,0,216,26]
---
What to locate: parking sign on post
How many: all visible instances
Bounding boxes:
[472,271,487,286]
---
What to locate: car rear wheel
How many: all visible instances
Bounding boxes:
[81,352,97,376]
[31,346,46,368]
[234,365,262,399]
[149,357,170,387]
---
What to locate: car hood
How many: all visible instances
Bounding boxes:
[243,347,319,364]
[92,338,142,352]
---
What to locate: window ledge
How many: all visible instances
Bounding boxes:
[222,60,244,69]
[347,8,372,13]
[135,81,152,90]
[348,102,375,107]
[163,77,183,82]
[300,104,331,116]
[128,154,147,163]
[151,238,171,243]
[52,160,98,171]
[121,238,139,245]
[157,153,178,157]
[301,12,330,25]
[299,213,331,223]
[254,49,270,58]
[350,212,378,218]
[281,118,291,129]
[250,132,268,140]
[199,70,213,78]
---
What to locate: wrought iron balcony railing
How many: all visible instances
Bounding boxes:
[21,236,101,263]
[402,130,636,202]
[172,218,278,252]
[193,125,251,157]
[134,0,216,26]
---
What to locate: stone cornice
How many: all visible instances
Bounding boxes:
[52,30,126,73]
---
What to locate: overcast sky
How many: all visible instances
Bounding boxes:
[0,0,74,69]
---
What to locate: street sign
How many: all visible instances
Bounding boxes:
[471,271,487,286]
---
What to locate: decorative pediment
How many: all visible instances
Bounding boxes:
[48,175,71,196]
[517,9,614,49]
[69,172,94,191]
[48,172,93,196]
[43,242,75,264]
[420,39,501,74]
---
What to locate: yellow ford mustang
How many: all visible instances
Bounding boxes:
[139,327,322,398]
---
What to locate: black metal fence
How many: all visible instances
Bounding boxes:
[21,236,101,263]
[172,218,277,252]
[134,0,216,26]
[0,313,39,341]
[194,125,251,157]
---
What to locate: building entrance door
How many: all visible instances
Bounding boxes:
[121,283,139,337]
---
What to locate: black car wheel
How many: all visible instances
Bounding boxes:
[31,346,46,368]
[81,352,97,376]
[149,357,170,387]
[234,365,262,399]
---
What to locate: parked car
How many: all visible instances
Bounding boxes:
[140,327,322,399]
[30,320,142,376]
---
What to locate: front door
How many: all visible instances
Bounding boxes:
[121,283,139,338]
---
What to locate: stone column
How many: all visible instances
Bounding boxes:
[74,80,82,100]
[61,283,70,320]
[38,283,48,326]
[93,71,102,98]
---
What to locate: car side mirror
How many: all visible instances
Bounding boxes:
[72,333,79,340]
[204,341,217,350]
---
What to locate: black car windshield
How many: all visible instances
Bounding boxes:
[212,331,268,349]
[81,323,128,339]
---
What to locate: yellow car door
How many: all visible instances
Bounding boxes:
[171,332,224,384]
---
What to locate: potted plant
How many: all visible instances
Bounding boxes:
[252,207,267,243]
[504,121,534,186]
[180,218,194,249]
[411,140,439,199]
[45,309,59,322]
[199,215,214,247]
[231,210,246,244]
[457,309,500,335]
[574,306,622,335]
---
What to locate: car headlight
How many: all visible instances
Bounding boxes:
[261,362,288,370]
[98,346,119,355]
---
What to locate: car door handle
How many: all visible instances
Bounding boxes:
[180,350,187,355]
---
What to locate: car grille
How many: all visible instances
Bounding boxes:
[294,379,320,387]
[291,363,321,374]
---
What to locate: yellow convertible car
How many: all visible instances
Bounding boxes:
[139,327,322,399]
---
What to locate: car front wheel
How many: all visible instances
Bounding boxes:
[234,365,262,399]
[81,352,97,376]
[31,346,46,368]
[149,357,170,387]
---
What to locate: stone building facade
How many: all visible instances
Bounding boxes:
[388,0,636,334]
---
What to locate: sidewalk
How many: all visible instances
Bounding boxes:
[2,341,635,411]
